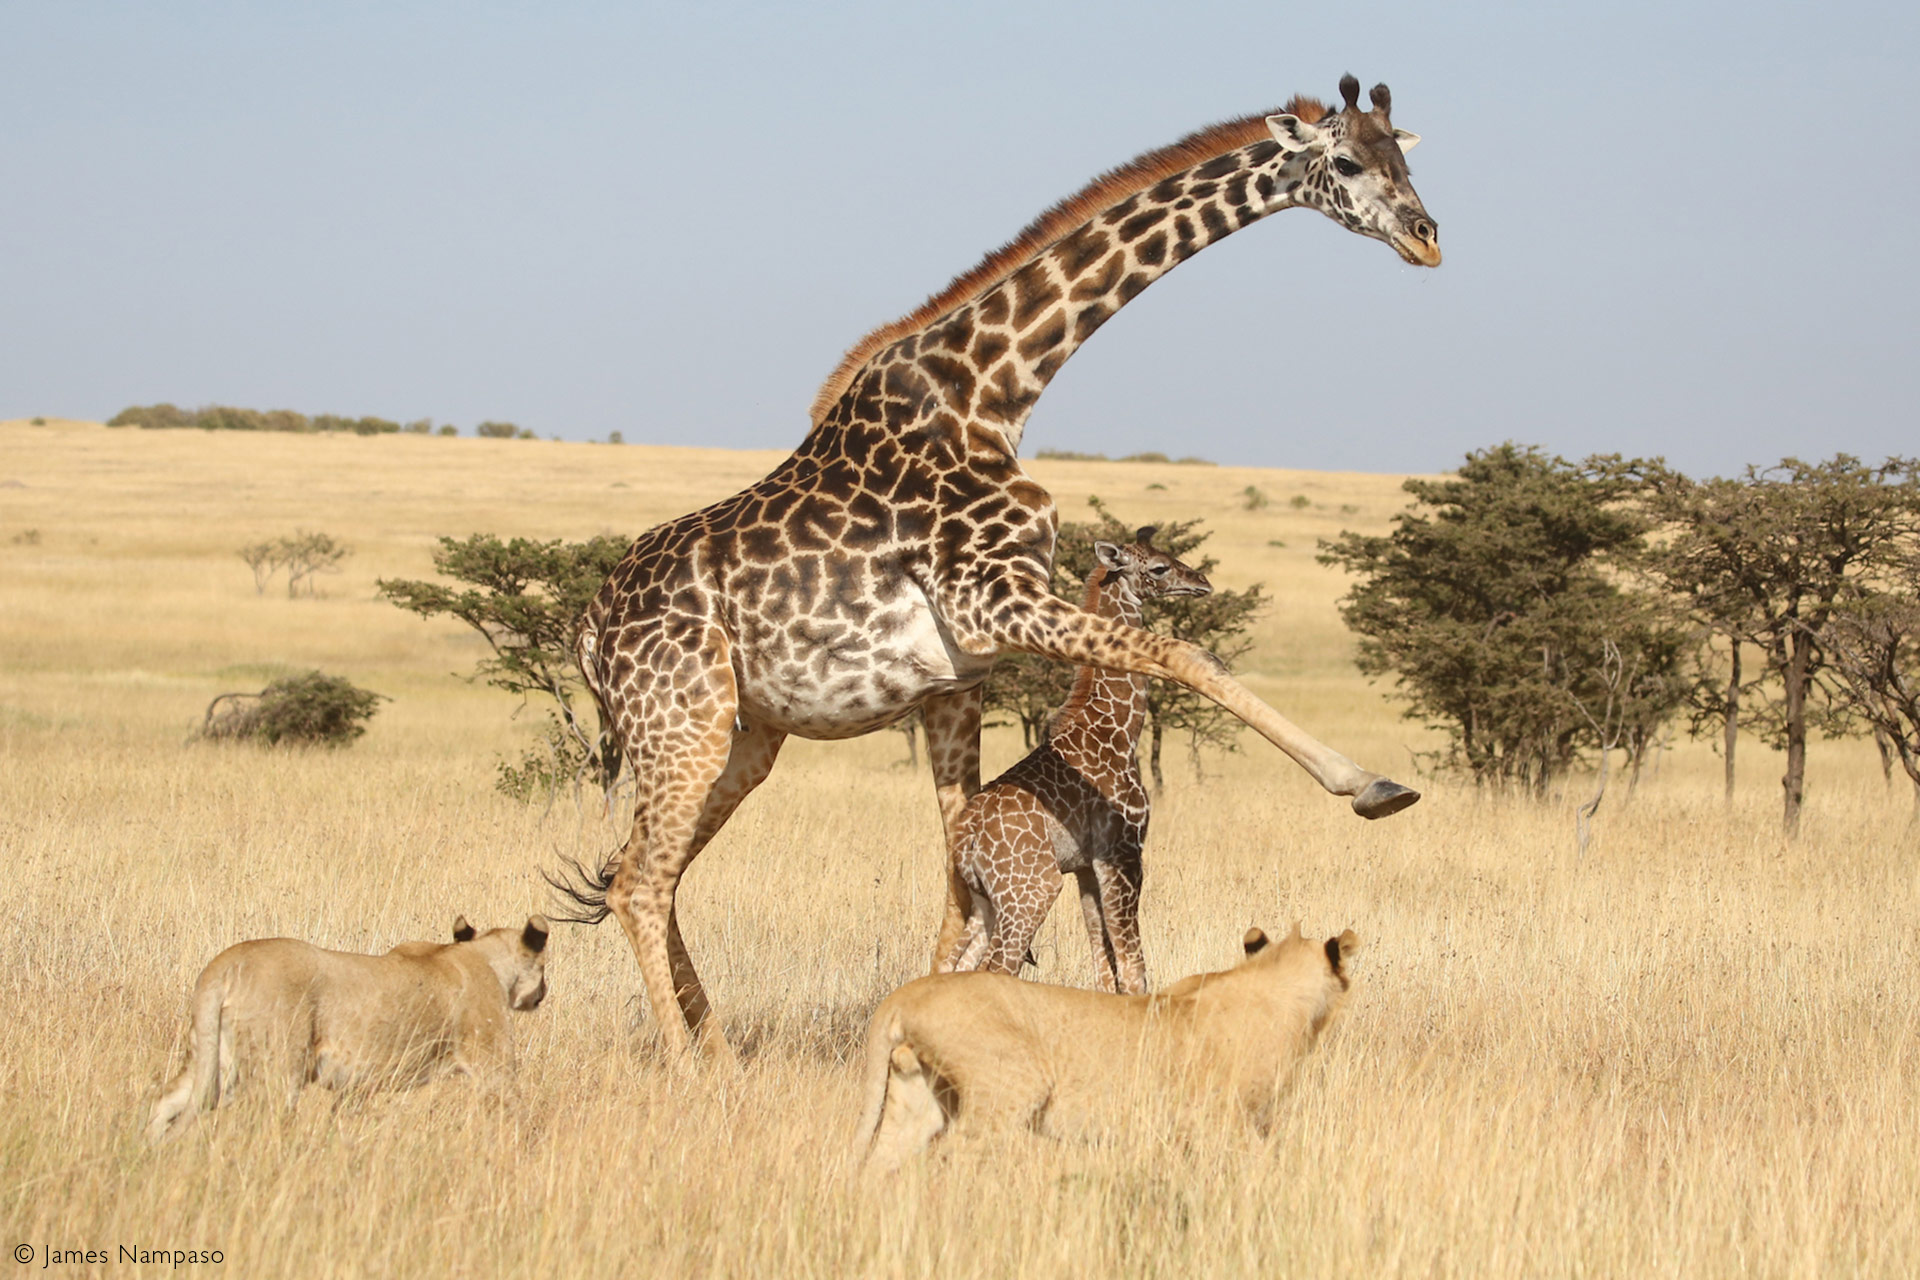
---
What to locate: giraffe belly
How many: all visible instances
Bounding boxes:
[733,599,995,740]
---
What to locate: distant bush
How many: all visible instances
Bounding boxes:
[1033,448,1109,462]
[107,403,465,437]
[1118,451,1171,464]
[475,421,521,439]
[1241,485,1270,511]
[1288,494,1313,510]
[198,671,384,747]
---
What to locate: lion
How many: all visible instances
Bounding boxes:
[853,922,1358,1172]
[147,914,551,1141]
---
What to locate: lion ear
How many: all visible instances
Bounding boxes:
[1326,929,1361,974]
[451,916,476,943]
[1242,927,1269,956]
[522,915,551,954]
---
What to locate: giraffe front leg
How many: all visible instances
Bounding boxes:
[1073,867,1121,993]
[920,688,984,972]
[1093,854,1149,995]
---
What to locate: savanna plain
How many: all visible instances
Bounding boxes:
[1,419,1915,1278]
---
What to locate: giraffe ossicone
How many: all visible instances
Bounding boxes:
[557,76,1438,1058]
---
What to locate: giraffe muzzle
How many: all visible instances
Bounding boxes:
[1393,215,1441,267]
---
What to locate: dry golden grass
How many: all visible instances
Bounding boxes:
[2,419,1916,1277]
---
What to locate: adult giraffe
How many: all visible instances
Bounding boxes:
[565,75,1439,1059]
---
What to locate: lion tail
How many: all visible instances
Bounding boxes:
[147,970,226,1143]
[850,1007,907,1162]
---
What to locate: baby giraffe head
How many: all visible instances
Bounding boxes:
[1092,527,1212,608]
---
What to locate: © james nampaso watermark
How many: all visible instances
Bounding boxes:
[14,1243,223,1268]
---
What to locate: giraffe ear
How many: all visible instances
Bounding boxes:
[1393,129,1421,155]
[1093,541,1126,572]
[1265,113,1326,155]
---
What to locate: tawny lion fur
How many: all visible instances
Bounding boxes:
[854,922,1358,1171]
[147,915,550,1142]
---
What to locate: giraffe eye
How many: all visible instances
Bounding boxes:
[1149,564,1169,576]
[1331,156,1364,178]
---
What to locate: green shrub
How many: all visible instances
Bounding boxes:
[199,671,384,747]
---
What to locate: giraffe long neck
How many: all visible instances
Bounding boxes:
[903,138,1299,453]
[1050,571,1149,751]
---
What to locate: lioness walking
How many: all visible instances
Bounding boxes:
[148,915,551,1141]
[857,922,1358,1172]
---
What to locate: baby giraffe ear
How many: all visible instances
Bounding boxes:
[1093,541,1126,572]
[1243,927,1269,956]
[1265,113,1326,155]
[1393,129,1421,154]
[451,916,476,943]
[522,915,551,953]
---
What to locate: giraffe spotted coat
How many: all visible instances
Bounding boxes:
[560,76,1438,1058]
[943,532,1210,994]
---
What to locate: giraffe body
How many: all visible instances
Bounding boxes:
[563,77,1440,1058]
[943,533,1208,993]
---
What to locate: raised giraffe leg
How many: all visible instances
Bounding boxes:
[960,587,1419,818]
[604,649,786,1061]
[921,688,984,971]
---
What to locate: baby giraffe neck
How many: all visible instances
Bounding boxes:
[1050,569,1149,750]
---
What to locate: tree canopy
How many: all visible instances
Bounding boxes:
[378,533,631,798]
[1319,444,1693,792]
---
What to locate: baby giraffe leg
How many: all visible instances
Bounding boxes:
[1073,867,1121,992]
[1093,857,1148,995]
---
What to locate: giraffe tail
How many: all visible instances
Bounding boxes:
[541,852,619,925]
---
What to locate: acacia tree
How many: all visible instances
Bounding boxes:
[378,533,631,799]
[979,499,1264,788]
[1319,444,1694,794]
[1647,455,1920,832]
[1820,571,1920,808]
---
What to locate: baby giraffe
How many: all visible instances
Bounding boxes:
[941,529,1210,993]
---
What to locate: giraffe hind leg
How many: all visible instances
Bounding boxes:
[1093,856,1148,995]
[1073,867,1121,993]
[603,647,784,1062]
[981,864,1060,977]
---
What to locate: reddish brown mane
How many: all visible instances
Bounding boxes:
[807,107,1299,425]
[1282,94,1330,124]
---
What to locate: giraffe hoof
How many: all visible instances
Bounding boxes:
[1352,779,1420,819]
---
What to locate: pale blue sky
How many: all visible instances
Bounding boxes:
[4,1,1915,476]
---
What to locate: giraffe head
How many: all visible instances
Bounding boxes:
[1265,74,1439,267]
[1092,527,1213,608]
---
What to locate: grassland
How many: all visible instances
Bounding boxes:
[1,418,1915,1277]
